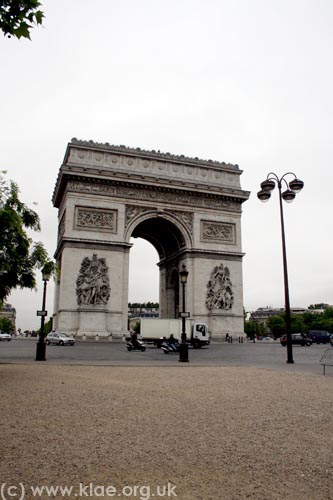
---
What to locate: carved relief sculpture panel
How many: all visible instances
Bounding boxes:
[201,220,236,244]
[76,253,110,306]
[75,206,117,233]
[206,263,234,311]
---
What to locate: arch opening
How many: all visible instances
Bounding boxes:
[131,217,186,261]
[129,217,187,319]
[128,238,159,305]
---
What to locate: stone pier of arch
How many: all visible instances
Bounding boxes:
[52,139,250,341]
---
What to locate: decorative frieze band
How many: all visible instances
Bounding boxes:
[67,181,241,213]
[75,206,117,233]
[201,220,236,244]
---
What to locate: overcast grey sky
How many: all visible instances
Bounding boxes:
[1,0,332,330]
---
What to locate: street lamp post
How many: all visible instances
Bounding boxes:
[35,268,51,361]
[179,264,189,363]
[257,173,304,364]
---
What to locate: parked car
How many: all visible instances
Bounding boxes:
[0,331,11,341]
[46,332,75,346]
[307,330,331,344]
[280,333,312,347]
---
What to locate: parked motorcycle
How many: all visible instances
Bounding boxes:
[160,340,180,354]
[126,339,146,352]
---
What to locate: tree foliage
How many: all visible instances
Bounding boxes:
[0,317,14,333]
[36,317,52,335]
[0,172,52,304]
[308,303,330,310]
[128,302,159,309]
[244,319,264,339]
[265,309,333,337]
[0,0,44,39]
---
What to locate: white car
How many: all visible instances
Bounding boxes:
[0,331,12,341]
[46,332,75,346]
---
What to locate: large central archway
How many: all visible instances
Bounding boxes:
[52,139,249,340]
[129,215,188,319]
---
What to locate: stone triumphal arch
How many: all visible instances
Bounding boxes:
[52,139,250,340]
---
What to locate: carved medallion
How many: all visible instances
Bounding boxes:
[206,263,234,311]
[76,254,110,306]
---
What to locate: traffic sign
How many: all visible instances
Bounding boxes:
[36,310,47,317]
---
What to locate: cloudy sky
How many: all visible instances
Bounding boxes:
[1,0,332,330]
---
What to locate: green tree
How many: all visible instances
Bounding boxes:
[244,320,264,339]
[0,317,14,333]
[323,307,333,319]
[0,172,52,305]
[0,0,44,39]
[290,315,306,334]
[308,303,329,310]
[267,314,286,338]
[36,316,52,335]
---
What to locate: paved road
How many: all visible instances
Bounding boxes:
[1,337,332,376]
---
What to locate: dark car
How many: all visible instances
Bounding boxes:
[280,333,312,347]
[307,330,331,344]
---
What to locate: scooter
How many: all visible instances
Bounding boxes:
[126,339,146,352]
[160,340,180,354]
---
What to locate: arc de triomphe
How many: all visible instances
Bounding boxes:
[52,139,250,340]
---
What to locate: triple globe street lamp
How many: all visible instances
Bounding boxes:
[257,173,304,364]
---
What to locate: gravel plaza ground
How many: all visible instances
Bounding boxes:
[1,342,333,500]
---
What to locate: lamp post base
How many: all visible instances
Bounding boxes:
[179,343,189,362]
[35,342,46,361]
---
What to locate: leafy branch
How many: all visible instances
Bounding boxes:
[0,0,44,39]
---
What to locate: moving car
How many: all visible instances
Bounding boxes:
[46,332,75,346]
[0,331,11,341]
[307,330,331,344]
[280,333,312,347]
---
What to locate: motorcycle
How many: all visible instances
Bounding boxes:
[126,339,146,352]
[160,340,180,354]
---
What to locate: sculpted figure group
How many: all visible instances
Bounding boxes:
[76,253,110,306]
[206,263,234,312]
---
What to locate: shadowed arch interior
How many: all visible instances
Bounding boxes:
[131,217,186,260]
